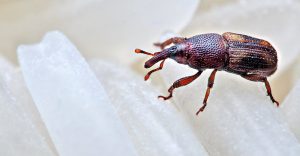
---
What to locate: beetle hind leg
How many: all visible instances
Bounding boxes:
[264,79,279,107]
[158,70,203,100]
[241,74,279,107]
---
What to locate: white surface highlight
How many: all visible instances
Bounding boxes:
[281,81,300,140]
[0,57,56,156]
[18,31,137,156]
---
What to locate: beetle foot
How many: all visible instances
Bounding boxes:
[274,101,280,107]
[272,99,279,107]
[158,94,172,100]
[267,93,280,107]
[196,103,207,115]
[144,71,155,81]
[144,74,151,81]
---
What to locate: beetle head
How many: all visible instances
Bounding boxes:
[169,44,189,65]
[144,44,189,68]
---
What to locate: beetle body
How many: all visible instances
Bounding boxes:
[135,32,279,115]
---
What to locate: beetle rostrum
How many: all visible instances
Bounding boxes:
[135,32,279,115]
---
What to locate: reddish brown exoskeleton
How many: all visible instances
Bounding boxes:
[135,32,279,115]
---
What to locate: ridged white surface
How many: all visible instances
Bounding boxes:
[90,60,208,156]
[160,61,300,156]
[0,57,56,156]
[18,31,138,156]
[281,81,300,140]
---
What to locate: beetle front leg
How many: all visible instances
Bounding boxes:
[158,70,203,100]
[196,69,218,115]
[144,59,165,81]
[154,37,186,49]
[264,79,279,107]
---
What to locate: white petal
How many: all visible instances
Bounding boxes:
[18,31,138,156]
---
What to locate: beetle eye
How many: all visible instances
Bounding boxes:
[169,46,177,55]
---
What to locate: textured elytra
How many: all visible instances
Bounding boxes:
[222,32,277,77]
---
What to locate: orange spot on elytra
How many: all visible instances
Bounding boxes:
[259,40,271,47]
[223,32,245,43]
[229,34,245,42]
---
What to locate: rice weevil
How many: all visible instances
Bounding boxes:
[135,32,279,115]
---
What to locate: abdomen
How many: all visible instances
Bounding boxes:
[222,32,278,77]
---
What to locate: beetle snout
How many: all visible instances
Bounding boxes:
[144,49,170,68]
[144,62,151,68]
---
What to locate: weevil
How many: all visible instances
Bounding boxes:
[135,32,279,115]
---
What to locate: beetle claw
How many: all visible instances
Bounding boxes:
[196,103,207,115]
[158,95,172,100]
[274,101,280,107]
[196,110,201,116]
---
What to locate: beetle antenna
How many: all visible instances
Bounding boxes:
[135,49,155,56]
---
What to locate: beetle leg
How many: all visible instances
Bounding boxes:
[144,59,165,81]
[264,79,279,107]
[154,37,186,49]
[196,69,218,115]
[241,74,279,107]
[158,70,203,100]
